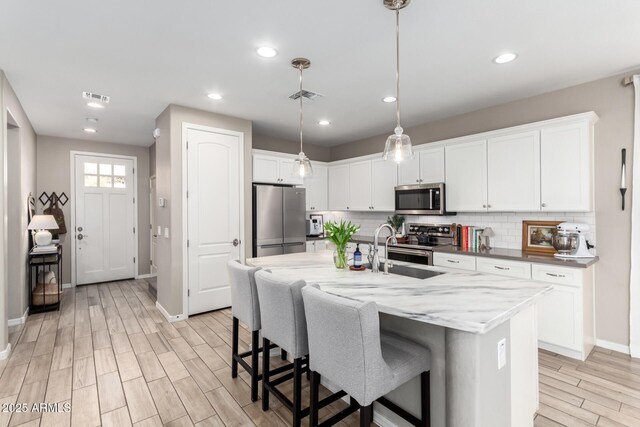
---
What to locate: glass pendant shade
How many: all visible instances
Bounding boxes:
[382,126,413,163]
[293,152,313,178]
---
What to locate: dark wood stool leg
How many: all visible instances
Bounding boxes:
[262,338,271,411]
[293,358,303,427]
[231,317,239,378]
[281,349,288,360]
[306,355,311,380]
[421,371,431,427]
[310,371,321,427]
[359,404,373,427]
[250,330,260,402]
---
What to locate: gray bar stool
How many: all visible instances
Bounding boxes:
[227,260,284,402]
[255,270,345,427]
[302,285,431,427]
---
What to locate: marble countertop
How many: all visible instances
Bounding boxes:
[246,251,551,334]
[433,245,598,268]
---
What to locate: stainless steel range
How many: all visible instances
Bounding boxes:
[386,223,454,265]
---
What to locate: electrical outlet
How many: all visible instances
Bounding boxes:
[164,227,170,238]
[497,338,507,370]
[157,226,162,236]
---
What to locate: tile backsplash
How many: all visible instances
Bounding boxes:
[316,211,596,252]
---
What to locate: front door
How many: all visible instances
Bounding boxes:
[74,154,136,284]
[187,127,242,315]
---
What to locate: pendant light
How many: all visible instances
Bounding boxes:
[291,58,313,178]
[381,0,414,163]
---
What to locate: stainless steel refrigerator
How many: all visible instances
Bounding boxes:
[253,185,306,257]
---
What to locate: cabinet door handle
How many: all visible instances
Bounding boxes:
[487,204,492,208]
[482,204,487,208]
[541,203,547,208]
[494,265,510,270]
[545,272,565,278]
[447,259,460,264]
[416,179,420,183]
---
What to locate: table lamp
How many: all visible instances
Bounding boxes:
[27,215,59,247]
[481,227,495,250]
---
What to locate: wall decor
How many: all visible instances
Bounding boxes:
[521,220,561,254]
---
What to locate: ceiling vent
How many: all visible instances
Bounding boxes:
[289,90,323,102]
[82,91,110,104]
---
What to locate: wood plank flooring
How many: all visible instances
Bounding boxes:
[0,279,638,426]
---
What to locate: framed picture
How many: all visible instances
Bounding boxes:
[521,220,561,254]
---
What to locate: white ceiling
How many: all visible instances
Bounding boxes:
[1,0,639,147]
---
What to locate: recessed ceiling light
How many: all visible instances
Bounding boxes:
[493,52,518,64]
[87,102,105,109]
[318,120,331,126]
[256,46,278,58]
[83,128,97,133]
[382,96,397,103]
[86,117,99,123]
[207,93,223,100]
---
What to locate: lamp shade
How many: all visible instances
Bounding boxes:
[292,152,313,178]
[382,126,414,163]
[27,215,59,231]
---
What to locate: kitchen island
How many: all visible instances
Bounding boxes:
[247,251,552,427]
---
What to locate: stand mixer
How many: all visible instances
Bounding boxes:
[552,222,595,259]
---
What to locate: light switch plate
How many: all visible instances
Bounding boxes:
[157,226,162,236]
[497,338,507,370]
[164,227,170,238]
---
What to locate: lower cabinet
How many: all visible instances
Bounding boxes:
[434,252,595,361]
[306,240,327,253]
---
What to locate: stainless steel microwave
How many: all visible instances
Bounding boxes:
[394,183,455,215]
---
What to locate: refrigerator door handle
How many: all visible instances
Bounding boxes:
[283,242,304,246]
[258,243,284,248]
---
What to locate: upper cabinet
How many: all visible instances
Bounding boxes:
[303,164,328,211]
[328,159,397,212]
[371,159,398,211]
[445,139,488,212]
[487,131,541,212]
[328,164,350,210]
[253,154,303,186]
[540,122,593,212]
[397,146,445,185]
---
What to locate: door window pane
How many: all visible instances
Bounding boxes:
[113,165,126,176]
[84,163,97,174]
[99,176,113,187]
[84,175,98,187]
[99,163,112,175]
[113,177,126,188]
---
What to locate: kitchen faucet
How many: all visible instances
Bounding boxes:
[372,223,397,274]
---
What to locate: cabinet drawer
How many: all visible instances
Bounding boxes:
[476,258,531,279]
[433,252,476,271]
[532,264,581,287]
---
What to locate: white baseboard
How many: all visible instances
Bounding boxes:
[596,339,631,355]
[61,283,74,289]
[156,301,186,323]
[136,273,156,280]
[0,343,11,360]
[8,307,29,327]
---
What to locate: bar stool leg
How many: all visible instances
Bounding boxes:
[262,338,271,411]
[281,349,288,360]
[310,371,321,427]
[421,371,431,427]
[231,317,239,378]
[251,330,260,402]
[359,404,373,427]
[293,358,303,427]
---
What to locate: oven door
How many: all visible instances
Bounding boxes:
[387,246,433,265]
[395,184,443,215]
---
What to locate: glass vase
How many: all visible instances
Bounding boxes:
[333,245,348,269]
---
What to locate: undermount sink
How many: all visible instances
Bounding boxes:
[364,263,444,280]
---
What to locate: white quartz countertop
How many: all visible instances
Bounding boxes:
[246,251,552,334]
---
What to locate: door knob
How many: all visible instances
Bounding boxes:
[232,238,240,246]
[77,226,83,232]
[77,233,87,240]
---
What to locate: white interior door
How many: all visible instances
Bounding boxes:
[75,155,135,285]
[187,127,242,315]
[150,176,157,276]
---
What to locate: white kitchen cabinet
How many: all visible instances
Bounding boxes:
[445,140,488,212]
[371,159,397,211]
[305,241,315,252]
[433,252,477,271]
[397,146,445,185]
[304,164,328,211]
[252,154,303,185]
[348,160,373,211]
[487,131,541,212]
[306,240,328,253]
[328,164,350,210]
[540,121,593,212]
[476,257,531,279]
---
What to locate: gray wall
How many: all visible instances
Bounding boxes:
[253,133,331,162]
[149,142,156,177]
[154,104,252,316]
[36,135,151,284]
[0,71,37,352]
[330,71,636,348]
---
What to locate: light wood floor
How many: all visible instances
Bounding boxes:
[0,279,639,427]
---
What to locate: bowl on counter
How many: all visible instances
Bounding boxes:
[552,232,577,255]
